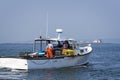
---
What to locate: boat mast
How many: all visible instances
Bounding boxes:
[46,12,48,38]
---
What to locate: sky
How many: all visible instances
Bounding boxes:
[0,0,120,43]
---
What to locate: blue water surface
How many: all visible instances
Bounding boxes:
[0,43,120,80]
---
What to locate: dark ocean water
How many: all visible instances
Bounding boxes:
[0,43,120,80]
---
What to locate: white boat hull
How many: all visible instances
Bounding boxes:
[0,58,28,69]
[27,54,90,69]
[0,45,92,70]
[0,54,90,70]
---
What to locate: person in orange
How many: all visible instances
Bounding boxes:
[46,41,54,58]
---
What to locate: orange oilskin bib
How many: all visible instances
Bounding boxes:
[46,48,53,58]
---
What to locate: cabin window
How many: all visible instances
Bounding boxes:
[34,41,47,52]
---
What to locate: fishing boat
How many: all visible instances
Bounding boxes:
[0,29,92,70]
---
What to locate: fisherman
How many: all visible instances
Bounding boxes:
[46,40,54,58]
[63,40,70,49]
[62,40,70,55]
[62,40,75,56]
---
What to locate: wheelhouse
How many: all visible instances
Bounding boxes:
[33,37,78,56]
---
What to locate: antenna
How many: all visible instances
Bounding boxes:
[46,12,48,38]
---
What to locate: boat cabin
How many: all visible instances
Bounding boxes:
[33,37,78,57]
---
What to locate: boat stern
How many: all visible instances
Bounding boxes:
[0,57,28,70]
